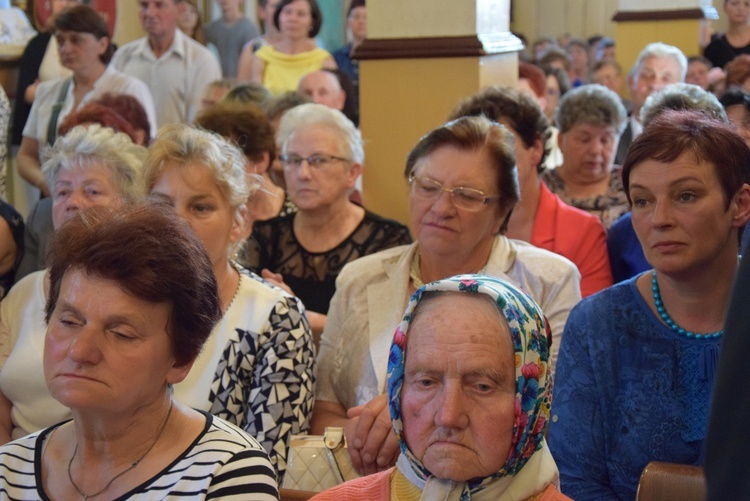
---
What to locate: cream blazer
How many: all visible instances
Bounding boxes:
[316,236,582,409]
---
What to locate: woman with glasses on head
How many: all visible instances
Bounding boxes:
[312,115,581,476]
[143,124,314,480]
[241,103,411,339]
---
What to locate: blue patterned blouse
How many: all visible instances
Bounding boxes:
[549,275,718,500]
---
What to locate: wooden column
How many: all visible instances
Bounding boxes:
[356,0,521,225]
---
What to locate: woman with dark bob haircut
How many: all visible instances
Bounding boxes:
[0,204,279,499]
[549,110,750,499]
[15,4,156,198]
[237,0,336,94]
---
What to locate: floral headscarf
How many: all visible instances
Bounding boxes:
[387,274,553,500]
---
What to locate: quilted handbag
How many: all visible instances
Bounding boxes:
[282,427,360,492]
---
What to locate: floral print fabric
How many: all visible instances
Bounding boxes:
[548,277,717,500]
[386,274,553,500]
[541,166,629,231]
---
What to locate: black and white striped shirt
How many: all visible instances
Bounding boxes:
[0,412,279,500]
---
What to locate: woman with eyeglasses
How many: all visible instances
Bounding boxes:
[241,103,411,340]
[312,115,581,476]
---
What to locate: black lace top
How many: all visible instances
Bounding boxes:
[0,201,24,299]
[241,210,412,313]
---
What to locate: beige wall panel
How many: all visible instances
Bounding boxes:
[604,1,619,36]
[584,0,616,38]
[512,0,538,46]
[710,0,727,34]
[369,1,507,39]
[538,2,567,42]
[566,0,586,39]
[616,19,703,74]
[511,0,618,47]
[360,54,517,224]
[113,0,144,46]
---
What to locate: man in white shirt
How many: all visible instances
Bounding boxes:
[111,0,221,128]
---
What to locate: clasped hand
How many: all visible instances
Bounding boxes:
[344,394,400,475]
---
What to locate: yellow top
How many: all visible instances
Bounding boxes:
[390,468,422,501]
[256,45,332,95]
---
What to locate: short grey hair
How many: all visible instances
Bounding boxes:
[143,124,249,216]
[555,84,628,134]
[42,124,146,201]
[630,42,688,81]
[640,83,727,127]
[277,103,364,164]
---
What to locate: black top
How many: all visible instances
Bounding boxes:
[0,200,25,299]
[12,32,51,146]
[704,33,750,70]
[242,210,411,313]
[705,254,750,499]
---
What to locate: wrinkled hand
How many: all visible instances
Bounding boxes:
[345,394,400,475]
[260,269,293,295]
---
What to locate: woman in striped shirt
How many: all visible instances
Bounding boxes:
[0,203,278,500]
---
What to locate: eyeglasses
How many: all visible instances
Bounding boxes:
[280,153,350,170]
[408,175,499,211]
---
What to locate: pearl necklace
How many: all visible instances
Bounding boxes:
[651,271,722,339]
[67,401,173,500]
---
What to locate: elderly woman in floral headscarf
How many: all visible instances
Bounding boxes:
[311,275,570,501]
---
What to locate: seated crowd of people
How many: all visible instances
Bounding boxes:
[0,0,748,499]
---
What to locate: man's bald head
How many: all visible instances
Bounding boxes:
[298,70,346,111]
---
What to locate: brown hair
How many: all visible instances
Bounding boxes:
[537,47,571,72]
[518,62,546,99]
[94,93,151,145]
[195,102,276,164]
[54,5,114,64]
[726,54,750,88]
[57,103,137,144]
[46,203,221,367]
[449,86,551,174]
[264,91,313,124]
[622,110,750,209]
[273,0,323,38]
[404,116,519,232]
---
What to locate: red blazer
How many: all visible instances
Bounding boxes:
[531,183,613,297]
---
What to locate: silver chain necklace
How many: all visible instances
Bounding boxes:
[67,400,173,500]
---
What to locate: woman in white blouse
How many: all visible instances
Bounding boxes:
[15,5,156,197]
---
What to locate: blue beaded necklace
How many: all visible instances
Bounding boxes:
[651,270,722,339]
